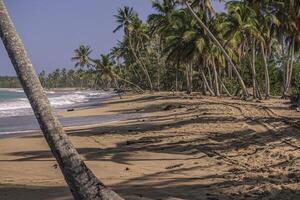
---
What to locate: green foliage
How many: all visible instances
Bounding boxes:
[0,76,21,88]
[291,62,300,94]
[36,0,300,97]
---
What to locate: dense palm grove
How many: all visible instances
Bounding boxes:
[73,0,300,99]
[40,0,299,99]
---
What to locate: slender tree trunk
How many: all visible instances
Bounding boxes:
[157,67,160,91]
[129,38,153,91]
[184,1,249,99]
[175,64,178,92]
[288,36,295,87]
[261,42,270,99]
[217,75,232,97]
[185,63,193,95]
[0,1,122,199]
[202,71,215,96]
[218,66,223,94]
[198,63,206,95]
[212,58,220,96]
[227,61,233,79]
[255,79,263,100]
[117,77,144,93]
[251,38,257,100]
[207,63,213,89]
[200,64,215,96]
[285,36,295,96]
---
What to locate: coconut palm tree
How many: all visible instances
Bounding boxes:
[114,7,153,91]
[0,1,122,199]
[71,45,93,68]
[163,9,200,94]
[224,1,265,99]
[93,54,144,93]
[275,0,300,97]
[148,0,176,35]
[93,54,120,89]
[177,0,249,99]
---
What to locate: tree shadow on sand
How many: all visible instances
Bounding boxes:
[2,97,300,199]
[0,184,72,200]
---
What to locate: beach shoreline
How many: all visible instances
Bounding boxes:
[0,92,130,139]
[0,89,120,135]
[0,92,299,200]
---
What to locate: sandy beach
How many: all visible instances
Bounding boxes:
[0,93,299,200]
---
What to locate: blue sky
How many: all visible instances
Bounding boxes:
[0,0,224,76]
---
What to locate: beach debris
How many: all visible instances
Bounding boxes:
[165,163,183,169]
[67,108,74,112]
[163,104,184,111]
[126,138,162,145]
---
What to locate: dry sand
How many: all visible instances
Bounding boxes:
[0,93,299,200]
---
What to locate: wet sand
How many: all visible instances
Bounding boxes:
[0,93,299,200]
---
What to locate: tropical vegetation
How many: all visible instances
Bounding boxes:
[70,0,299,100]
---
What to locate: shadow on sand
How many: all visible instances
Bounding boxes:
[1,97,299,199]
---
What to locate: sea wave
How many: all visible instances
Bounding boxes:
[0,91,110,117]
[0,129,36,136]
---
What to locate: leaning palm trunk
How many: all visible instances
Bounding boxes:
[200,66,215,96]
[0,1,122,199]
[128,38,153,91]
[260,42,270,99]
[117,76,144,93]
[211,58,220,97]
[217,75,232,97]
[251,39,257,100]
[184,1,249,99]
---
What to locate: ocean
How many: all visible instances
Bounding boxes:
[0,89,135,136]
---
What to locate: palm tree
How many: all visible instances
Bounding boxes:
[163,9,199,94]
[71,45,93,68]
[93,54,144,93]
[0,1,122,199]
[113,6,138,34]
[246,0,279,99]
[114,7,153,91]
[148,0,176,35]
[93,54,120,89]
[177,0,249,99]
[275,0,300,98]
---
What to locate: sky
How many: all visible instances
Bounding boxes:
[0,0,225,76]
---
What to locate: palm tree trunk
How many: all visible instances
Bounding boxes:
[185,63,193,95]
[129,38,153,91]
[286,36,295,95]
[117,77,144,93]
[251,38,257,100]
[200,64,215,96]
[255,79,263,100]
[217,74,232,97]
[157,66,161,91]
[260,42,270,99]
[184,1,249,99]
[175,63,178,92]
[0,1,122,199]
[207,63,213,89]
[212,58,220,96]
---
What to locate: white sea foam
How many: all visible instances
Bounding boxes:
[0,129,36,136]
[0,88,24,93]
[0,90,110,117]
